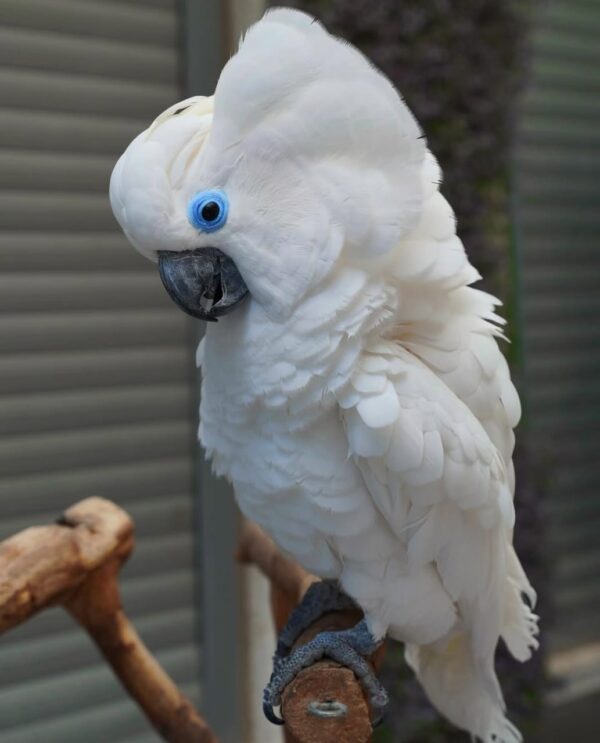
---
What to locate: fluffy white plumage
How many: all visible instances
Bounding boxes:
[110,9,538,741]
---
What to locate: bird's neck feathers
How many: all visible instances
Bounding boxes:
[200,264,397,424]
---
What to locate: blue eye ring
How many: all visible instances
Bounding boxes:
[187,189,229,233]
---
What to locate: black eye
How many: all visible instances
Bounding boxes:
[201,201,221,222]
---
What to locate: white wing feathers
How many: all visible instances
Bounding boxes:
[338,343,538,742]
[339,342,515,526]
[338,343,537,658]
[390,153,521,478]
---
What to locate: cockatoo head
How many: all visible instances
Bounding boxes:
[110,8,425,322]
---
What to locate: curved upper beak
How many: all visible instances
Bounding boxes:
[158,248,249,321]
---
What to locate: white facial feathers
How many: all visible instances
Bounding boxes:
[109,96,214,260]
[110,9,428,316]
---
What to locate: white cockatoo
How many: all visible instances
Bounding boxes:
[110,9,538,741]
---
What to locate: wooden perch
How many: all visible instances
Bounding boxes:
[0,500,384,743]
[237,520,318,624]
[238,521,386,743]
[0,497,217,743]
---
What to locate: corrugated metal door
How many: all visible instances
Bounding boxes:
[0,2,203,741]
[515,0,600,656]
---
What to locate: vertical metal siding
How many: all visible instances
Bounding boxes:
[0,1,202,740]
[515,0,600,653]
[181,0,247,740]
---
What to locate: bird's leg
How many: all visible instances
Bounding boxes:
[273,580,358,668]
[264,608,388,726]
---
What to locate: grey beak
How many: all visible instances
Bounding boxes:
[158,248,249,322]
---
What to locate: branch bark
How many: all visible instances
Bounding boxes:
[237,520,318,604]
[0,501,384,743]
[0,497,217,743]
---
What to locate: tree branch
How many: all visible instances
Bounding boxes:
[0,501,384,743]
[0,497,217,743]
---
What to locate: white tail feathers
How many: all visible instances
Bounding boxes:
[502,546,540,661]
[405,547,537,741]
[406,634,522,743]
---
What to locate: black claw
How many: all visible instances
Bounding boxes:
[364,684,389,727]
[263,700,285,726]
[370,690,389,727]
[372,711,386,728]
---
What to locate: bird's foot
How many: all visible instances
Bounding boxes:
[274,580,358,666]
[263,617,388,727]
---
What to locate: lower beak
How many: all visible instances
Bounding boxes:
[158,248,249,321]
